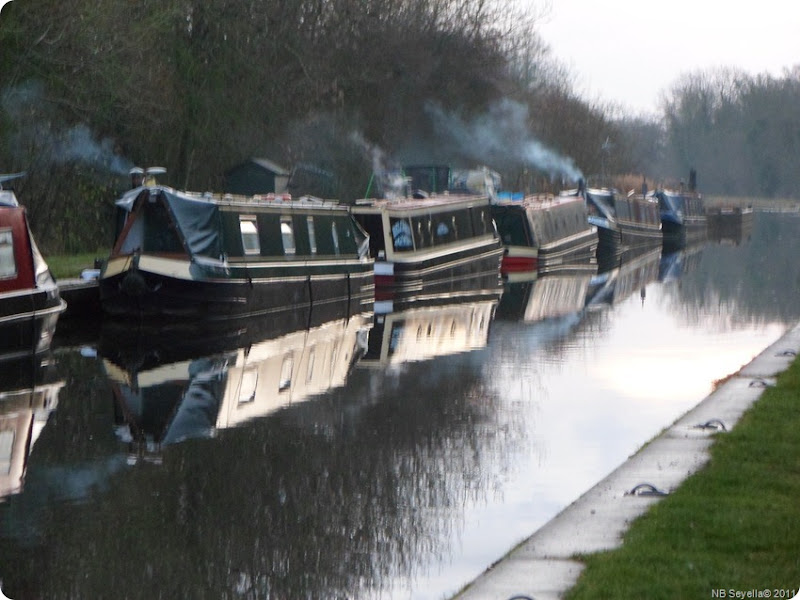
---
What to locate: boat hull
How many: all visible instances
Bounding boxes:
[0,287,64,360]
[100,256,374,320]
[619,220,663,250]
[661,217,708,249]
[537,229,598,275]
[373,240,503,300]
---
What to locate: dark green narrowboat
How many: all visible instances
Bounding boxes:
[100,184,374,319]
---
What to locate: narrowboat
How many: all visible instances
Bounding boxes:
[0,173,66,360]
[100,173,374,319]
[101,306,371,450]
[350,193,504,299]
[706,205,753,246]
[491,193,597,278]
[561,183,661,270]
[654,188,707,248]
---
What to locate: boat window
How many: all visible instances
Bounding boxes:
[453,209,472,240]
[281,217,296,255]
[470,207,491,236]
[411,216,431,249]
[279,355,294,392]
[306,216,317,254]
[0,229,16,279]
[240,217,260,255]
[331,221,340,255]
[238,368,258,404]
[390,218,413,252]
[433,216,454,244]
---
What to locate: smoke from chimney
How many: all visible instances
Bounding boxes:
[424,98,583,182]
[2,82,134,176]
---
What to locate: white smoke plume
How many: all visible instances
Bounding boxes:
[349,130,408,198]
[2,82,133,175]
[425,98,583,182]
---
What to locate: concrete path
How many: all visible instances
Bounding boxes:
[454,323,800,600]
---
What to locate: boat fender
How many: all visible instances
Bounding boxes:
[120,271,148,296]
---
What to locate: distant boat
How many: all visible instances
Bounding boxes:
[491,193,597,278]
[351,193,504,300]
[561,183,661,266]
[0,172,66,360]
[100,170,374,319]
[654,187,707,248]
[706,205,753,246]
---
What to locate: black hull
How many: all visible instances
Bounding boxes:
[382,242,504,297]
[59,278,102,318]
[595,225,623,270]
[0,286,65,360]
[662,220,708,251]
[538,231,598,275]
[100,265,374,320]
[618,222,663,250]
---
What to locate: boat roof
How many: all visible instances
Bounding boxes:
[117,185,346,212]
[493,193,584,209]
[353,193,489,212]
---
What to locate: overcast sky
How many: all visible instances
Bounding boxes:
[533,0,800,115]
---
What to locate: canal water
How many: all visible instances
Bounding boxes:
[1,211,799,599]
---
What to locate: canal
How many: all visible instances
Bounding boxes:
[1,210,798,599]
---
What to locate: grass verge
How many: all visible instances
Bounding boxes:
[47,253,105,280]
[565,358,800,599]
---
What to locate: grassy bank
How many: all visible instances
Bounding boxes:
[565,357,800,599]
[47,253,105,280]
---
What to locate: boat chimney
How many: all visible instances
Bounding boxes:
[129,167,144,189]
[577,177,586,196]
[145,167,167,186]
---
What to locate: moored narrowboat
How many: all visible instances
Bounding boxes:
[100,176,374,319]
[563,183,661,269]
[655,188,707,248]
[491,193,597,277]
[351,193,504,299]
[706,205,753,245]
[0,173,66,360]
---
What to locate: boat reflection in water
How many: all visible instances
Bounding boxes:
[496,270,593,324]
[361,291,500,367]
[585,246,663,310]
[659,243,706,284]
[100,304,372,455]
[0,353,63,500]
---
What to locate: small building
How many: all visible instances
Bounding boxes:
[224,158,291,196]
